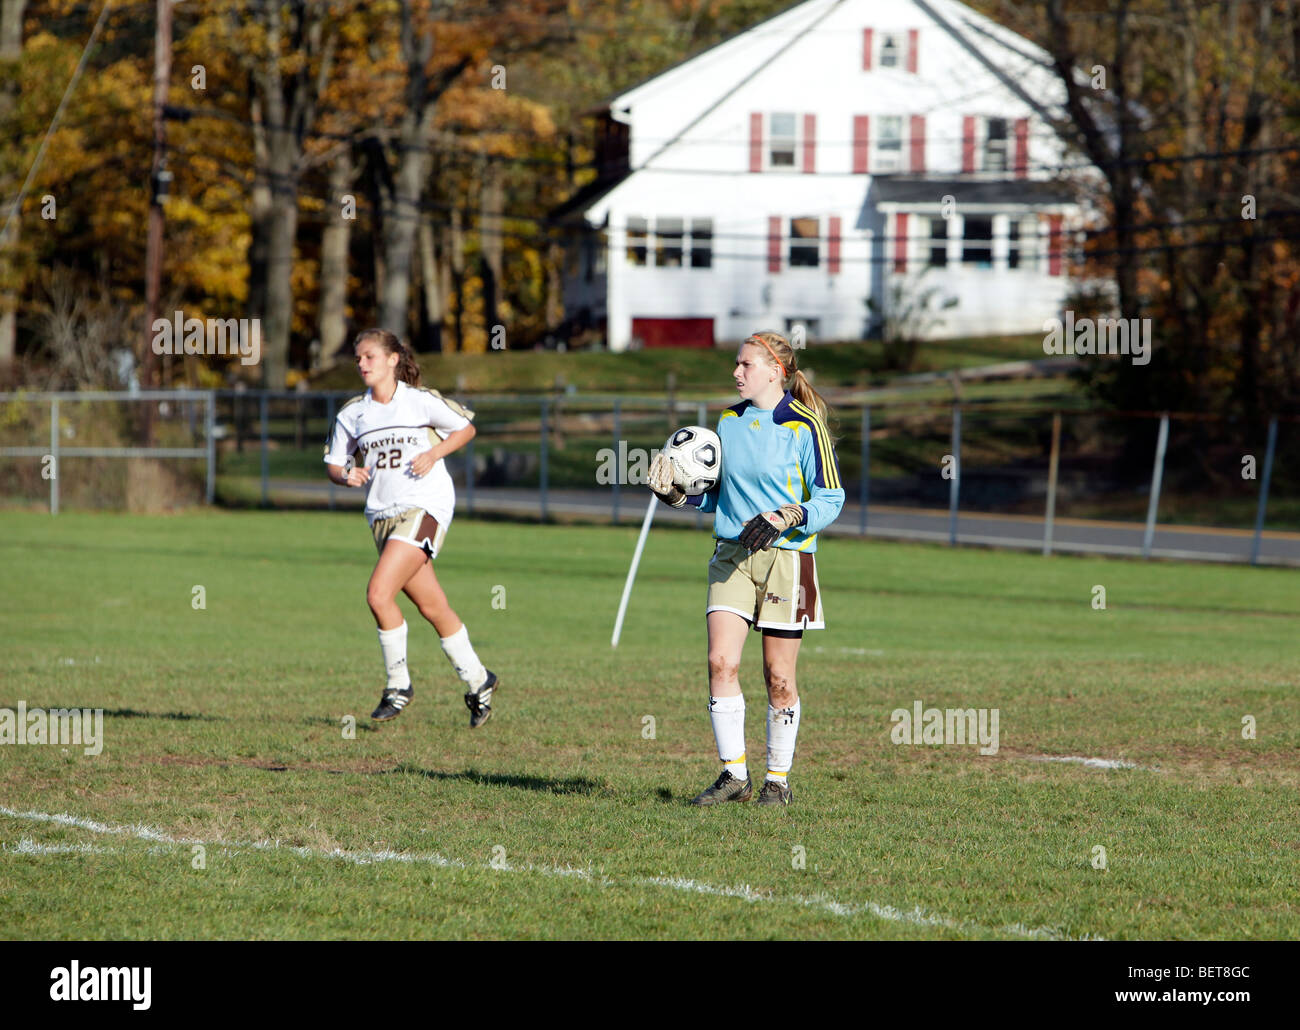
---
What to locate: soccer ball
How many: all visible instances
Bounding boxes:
[663,425,721,494]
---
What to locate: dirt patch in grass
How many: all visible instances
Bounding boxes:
[143,754,395,775]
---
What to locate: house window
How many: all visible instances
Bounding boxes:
[876,116,903,172]
[690,219,713,268]
[595,232,607,275]
[789,217,820,267]
[1008,217,1038,270]
[962,216,993,267]
[785,318,820,340]
[770,113,796,168]
[655,217,683,267]
[880,33,901,68]
[984,118,1008,173]
[626,216,648,266]
[927,217,948,267]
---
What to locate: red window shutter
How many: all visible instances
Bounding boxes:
[909,115,926,172]
[962,115,977,173]
[906,29,919,73]
[863,28,873,70]
[1047,214,1063,276]
[853,115,870,174]
[1014,118,1029,178]
[802,114,816,173]
[749,113,763,172]
[768,216,782,273]
[894,212,908,273]
[828,216,842,275]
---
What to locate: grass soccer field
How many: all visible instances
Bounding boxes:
[1,510,1297,940]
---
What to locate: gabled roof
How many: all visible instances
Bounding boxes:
[607,0,827,114]
[584,0,810,116]
[913,0,1061,128]
[547,173,629,225]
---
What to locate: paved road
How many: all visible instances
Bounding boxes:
[271,480,1300,567]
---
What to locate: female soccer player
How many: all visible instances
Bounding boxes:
[649,330,844,806]
[324,328,498,727]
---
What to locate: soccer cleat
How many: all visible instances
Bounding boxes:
[464,670,498,728]
[371,685,413,722]
[757,778,793,806]
[689,769,753,806]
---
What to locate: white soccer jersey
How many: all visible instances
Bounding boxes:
[323,381,473,527]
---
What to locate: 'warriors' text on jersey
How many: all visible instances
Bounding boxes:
[324,381,473,527]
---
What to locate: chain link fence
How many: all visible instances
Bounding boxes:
[2,389,1296,565]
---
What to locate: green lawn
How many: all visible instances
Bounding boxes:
[310,334,1053,395]
[1,512,1297,939]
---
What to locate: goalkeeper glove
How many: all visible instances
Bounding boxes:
[738,504,804,552]
[647,453,687,508]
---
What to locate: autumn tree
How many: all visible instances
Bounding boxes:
[976,0,1300,425]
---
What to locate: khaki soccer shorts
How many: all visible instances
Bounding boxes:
[371,507,447,560]
[706,540,824,631]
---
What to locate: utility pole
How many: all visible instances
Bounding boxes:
[142,0,173,424]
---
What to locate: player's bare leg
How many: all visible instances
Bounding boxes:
[706,609,748,697]
[691,610,754,805]
[759,632,802,805]
[403,558,496,727]
[365,540,427,720]
[402,559,461,637]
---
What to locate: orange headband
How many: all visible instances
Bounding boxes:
[745,335,786,378]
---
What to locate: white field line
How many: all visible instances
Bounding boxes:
[0,805,1101,940]
[1031,755,1147,771]
[5,838,112,856]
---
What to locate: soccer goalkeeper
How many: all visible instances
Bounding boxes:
[649,331,844,807]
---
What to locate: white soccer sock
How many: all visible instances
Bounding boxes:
[377,622,411,693]
[766,700,801,782]
[709,694,747,781]
[440,624,488,690]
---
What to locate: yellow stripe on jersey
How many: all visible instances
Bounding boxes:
[789,399,841,490]
[719,409,740,421]
[324,394,366,456]
[416,385,475,423]
[781,420,812,502]
[789,400,836,483]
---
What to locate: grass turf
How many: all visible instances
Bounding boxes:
[1,511,1297,939]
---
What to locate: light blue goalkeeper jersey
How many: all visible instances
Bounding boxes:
[688,392,845,551]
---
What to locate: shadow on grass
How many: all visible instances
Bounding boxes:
[17,707,230,722]
[390,764,605,796]
[302,715,379,733]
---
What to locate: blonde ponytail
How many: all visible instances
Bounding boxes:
[744,330,835,435]
[789,368,831,427]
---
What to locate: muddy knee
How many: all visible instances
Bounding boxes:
[708,654,740,685]
[764,666,797,707]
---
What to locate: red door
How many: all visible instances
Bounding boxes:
[631,317,715,349]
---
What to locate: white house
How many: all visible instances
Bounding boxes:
[552,0,1084,350]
